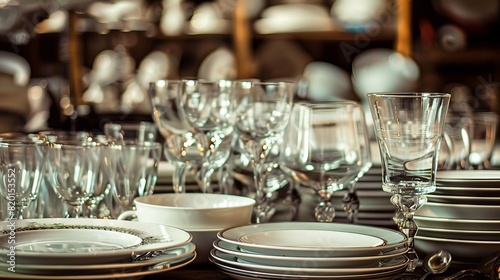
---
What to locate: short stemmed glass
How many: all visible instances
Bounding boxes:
[367,92,451,272]
[280,102,366,222]
[178,79,235,193]
[0,140,47,219]
[340,102,372,223]
[45,140,106,218]
[233,81,294,223]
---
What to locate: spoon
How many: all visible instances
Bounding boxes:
[420,250,453,280]
[444,251,500,280]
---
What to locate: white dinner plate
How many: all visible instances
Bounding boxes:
[426,194,500,205]
[0,229,142,253]
[0,218,192,265]
[210,249,408,276]
[418,227,500,241]
[218,222,406,257]
[0,242,195,275]
[436,170,500,186]
[414,215,500,231]
[0,252,196,280]
[212,257,406,280]
[415,202,500,220]
[213,240,407,268]
[415,235,500,262]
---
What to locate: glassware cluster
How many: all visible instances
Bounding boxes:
[0,129,161,220]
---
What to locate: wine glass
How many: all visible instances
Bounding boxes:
[178,79,235,193]
[233,81,294,223]
[45,139,107,218]
[0,140,47,219]
[280,102,366,222]
[339,101,372,223]
[149,79,193,193]
[367,92,451,272]
[107,140,162,218]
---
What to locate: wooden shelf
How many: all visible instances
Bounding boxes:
[254,28,396,41]
[414,48,500,66]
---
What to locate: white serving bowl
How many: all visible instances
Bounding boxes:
[118,193,255,230]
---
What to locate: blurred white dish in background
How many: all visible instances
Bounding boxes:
[301,61,352,101]
[436,24,467,52]
[122,51,170,113]
[416,202,500,220]
[160,0,187,36]
[331,0,388,31]
[187,2,230,34]
[254,3,334,34]
[198,47,236,81]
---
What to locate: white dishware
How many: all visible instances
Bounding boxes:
[213,240,407,268]
[426,193,500,205]
[414,215,500,231]
[218,222,406,257]
[117,193,255,230]
[210,249,408,276]
[0,252,196,280]
[0,242,195,275]
[415,235,500,262]
[436,169,500,184]
[415,201,500,220]
[418,227,500,241]
[0,218,192,265]
[213,261,403,280]
[433,186,500,196]
[0,229,142,253]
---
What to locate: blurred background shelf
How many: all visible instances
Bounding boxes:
[0,0,499,133]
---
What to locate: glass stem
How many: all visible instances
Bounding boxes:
[248,139,272,224]
[173,162,188,193]
[200,163,215,193]
[390,193,427,272]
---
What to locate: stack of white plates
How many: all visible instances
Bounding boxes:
[332,166,397,227]
[0,218,196,280]
[210,222,409,280]
[415,170,500,262]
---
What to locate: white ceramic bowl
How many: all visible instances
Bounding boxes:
[118,193,255,230]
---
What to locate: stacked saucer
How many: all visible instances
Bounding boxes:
[415,170,500,262]
[210,222,409,279]
[0,218,196,279]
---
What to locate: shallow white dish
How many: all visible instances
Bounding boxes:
[0,218,192,265]
[426,194,500,205]
[0,229,142,253]
[0,242,195,275]
[414,215,500,231]
[210,249,408,276]
[213,240,407,268]
[415,235,500,262]
[218,222,406,257]
[212,257,406,280]
[418,227,500,241]
[415,202,500,220]
[436,170,500,185]
[0,252,196,280]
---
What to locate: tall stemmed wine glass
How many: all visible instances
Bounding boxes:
[178,79,235,193]
[367,92,450,272]
[280,102,366,222]
[233,81,294,223]
[339,101,372,223]
[149,79,192,193]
